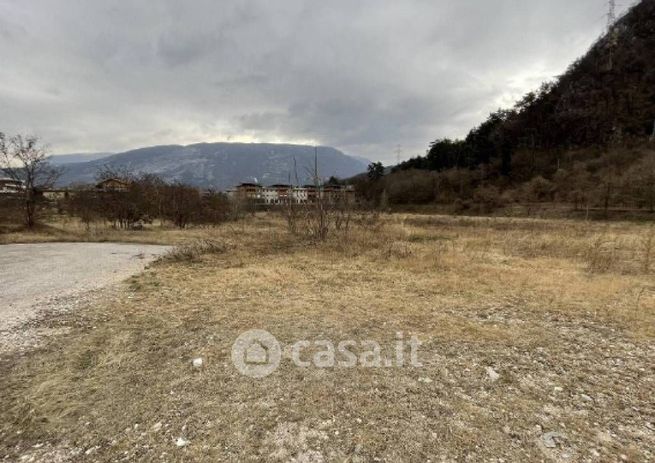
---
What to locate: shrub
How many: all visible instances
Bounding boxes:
[473,185,504,212]
[584,235,618,273]
[162,239,228,262]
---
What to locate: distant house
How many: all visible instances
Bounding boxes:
[0,177,25,195]
[303,184,319,203]
[229,182,354,205]
[261,186,278,204]
[270,184,292,204]
[95,178,130,192]
[235,182,263,200]
[39,189,70,200]
[293,187,309,203]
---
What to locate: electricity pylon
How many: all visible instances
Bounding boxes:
[607,0,616,29]
[607,0,619,70]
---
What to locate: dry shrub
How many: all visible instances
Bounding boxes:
[584,235,619,273]
[431,241,450,269]
[640,228,654,274]
[324,213,386,257]
[381,240,413,259]
[283,198,365,242]
[351,210,383,233]
[500,232,585,260]
[581,228,654,275]
[403,215,568,234]
[162,239,227,262]
[284,203,384,247]
[0,197,27,229]
[406,232,451,243]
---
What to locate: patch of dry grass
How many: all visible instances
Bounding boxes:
[1,213,654,461]
[161,239,230,263]
[0,217,235,246]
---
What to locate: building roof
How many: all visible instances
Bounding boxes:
[97,177,129,185]
[0,177,23,184]
[95,178,130,190]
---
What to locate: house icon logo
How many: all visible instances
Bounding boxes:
[231,329,281,378]
[245,339,270,365]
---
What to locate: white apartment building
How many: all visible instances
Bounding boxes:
[0,178,25,194]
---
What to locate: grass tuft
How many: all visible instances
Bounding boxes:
[161,239,228,262]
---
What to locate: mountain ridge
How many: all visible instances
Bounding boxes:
[56,142,370,190]
[48,153,114,165]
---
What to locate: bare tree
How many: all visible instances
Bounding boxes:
[162,183,201,228]
[0,133,60,227]
[307,146,329,241]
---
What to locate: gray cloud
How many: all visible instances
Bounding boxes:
[0,0,634,163]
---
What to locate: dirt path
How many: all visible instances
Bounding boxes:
[0,242,170,353]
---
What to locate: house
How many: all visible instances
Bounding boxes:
[0,177,25,194]
[95,178,130,192]
[293,187,309,203]
[235,182,262,200]
[259,185,313,205]
[261,187,278,204]
[303,184,319,202]
[323,184,355,203]
[40,189,70,200]
[270,184,292,204]
[229,182,356,205]
[228,183,355,206]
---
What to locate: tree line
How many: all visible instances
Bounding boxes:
[356,148,655,215]
[67,167,236,229]
[1,134,239,229]
[355,1,655,214]
[397,0,655,179]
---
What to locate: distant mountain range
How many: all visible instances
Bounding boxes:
[48,152,114,165]
[54,143,369,190]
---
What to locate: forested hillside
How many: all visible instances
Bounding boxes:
[363,0,655,214]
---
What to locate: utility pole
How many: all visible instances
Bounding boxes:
[314,146,319,187]
[395,145,402,165]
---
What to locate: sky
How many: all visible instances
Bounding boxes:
[0,0,634,163]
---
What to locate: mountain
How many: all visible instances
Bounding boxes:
[397,0,655,176]
[56,143,369,190]
[49,153,114,165]
[366,0,655,212]
[503,0,655,150]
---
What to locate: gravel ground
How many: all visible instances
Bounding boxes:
[0,242,170,355]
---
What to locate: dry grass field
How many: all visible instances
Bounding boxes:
[1,213,654,462]
[0,218,204,246]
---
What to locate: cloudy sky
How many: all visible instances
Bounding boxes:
[0,0,633,163]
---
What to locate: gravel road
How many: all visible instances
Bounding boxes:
[0,242,170,353]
